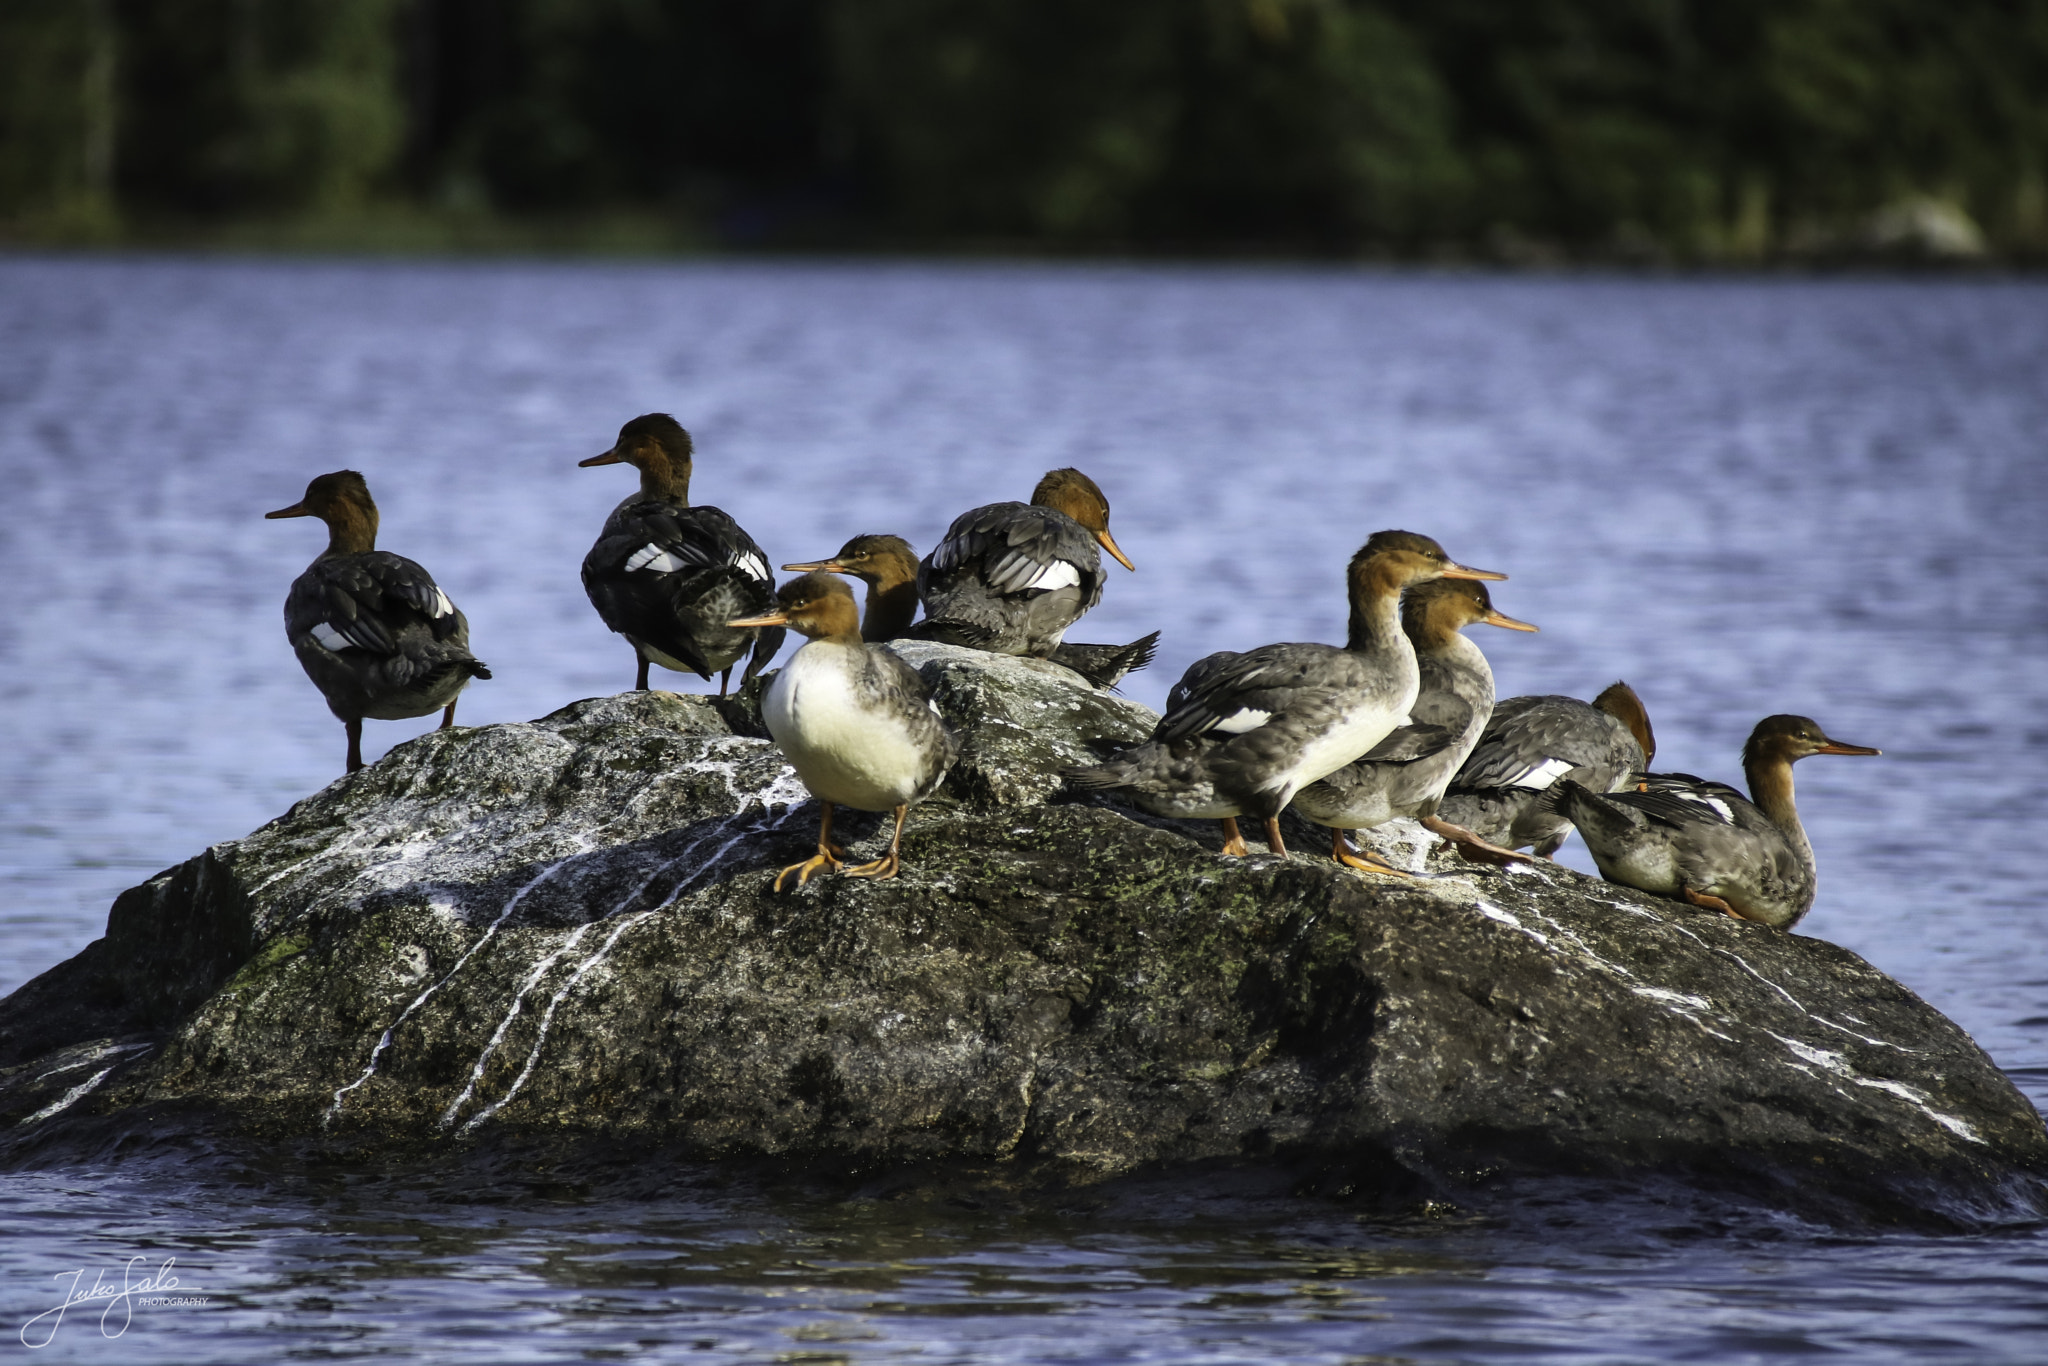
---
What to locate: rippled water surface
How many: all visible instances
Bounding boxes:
[2,257,2045,1361]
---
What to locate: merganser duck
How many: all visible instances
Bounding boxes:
[728,573,959,889]
[1066,531,1504,859]
[1438,682,1656,858]
[266,471,491,773]
[1291,578,1538,874]
[785,532,1160,689]
[1549,714,1879,929]
[579,414,783,695]
[917,468,1135,659]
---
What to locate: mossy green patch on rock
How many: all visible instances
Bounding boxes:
[1,653,2042,1224]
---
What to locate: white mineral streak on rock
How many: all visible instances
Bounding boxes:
[1767,1031,1982,1143]
[437,922,598,1129]
[1472,900,1733,1041]
[33,1040,153,1084]
[19,1067,117,1126]
[325,837,592,1125]
[1660,920,1918,1053]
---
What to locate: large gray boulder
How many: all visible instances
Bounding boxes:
[3,642,2042,1222]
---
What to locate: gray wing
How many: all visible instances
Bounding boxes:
[1154,643,1366,744]
[924,501,1105,598]
[1452,694,1640,794]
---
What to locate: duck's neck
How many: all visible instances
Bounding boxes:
[320,503,378,556]
[1744,752,1806,841]
[639,451,692,504]
[859,561,921,643]
[1344,561,1407,654]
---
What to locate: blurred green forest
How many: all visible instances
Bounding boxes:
[3,0,2045,261]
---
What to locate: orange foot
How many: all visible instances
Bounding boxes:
[774,847,842,893]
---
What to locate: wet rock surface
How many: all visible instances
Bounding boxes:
[3,643,2043,1223]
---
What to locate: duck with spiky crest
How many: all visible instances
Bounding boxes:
[917,468,1137,660]
[729,573,959,889]
[1065,531,1506,860]
[267,471,491,773]
[1291,577,1539,874]
[783,531,1159,689]
[1548,714,1879,928]
[580,413,783,695]
[1437,681,1657,858]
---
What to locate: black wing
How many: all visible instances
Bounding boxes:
[588,500,773,587]
[290,551,464,657]
[1453,694,1636,793]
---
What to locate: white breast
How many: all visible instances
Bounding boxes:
[763,643,934,811]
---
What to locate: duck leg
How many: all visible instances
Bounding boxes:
[775,803,845,892]
[1263,817,1289,859]
[1681,885,1744,920]
[843,805,908,881]
[1420,815,1538,868]
[719,666,733,698]
[440,700,458,730]
[345,718,364,773]
[635,652,650,692]
[1219,817,1249,858]
[1329,827,1416,877]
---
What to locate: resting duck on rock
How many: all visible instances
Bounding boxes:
[1549,714,1878,929]
[1438,681,1657,858]
[917,468,1136,660]
[1291,577,1538,874]
[580,413,783,695]
[267,471,491,773]
[1066,531,1504,860]
[786,531,1159,689]
[729,573,959,889]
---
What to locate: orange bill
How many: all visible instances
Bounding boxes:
[1096,528,1136,571]
[1482,609,1539,632]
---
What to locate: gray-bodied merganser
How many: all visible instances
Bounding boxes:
[267,471,491,773]
[1065,531,1504,859]
[1291,578,1537,874]
[580,414,783,695]
[1549,714,1879,929]
[786,531,1159,689]
[729,573,959,888]
[1438,681,1656,858]
[917,468,1135,659]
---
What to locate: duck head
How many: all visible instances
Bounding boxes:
[266,470,379,554]
[1744,715,1881,766]
[783,534,919,588]
[729,572,862,643]
[580,413,694,502]
[1401,577,1537,650]
[1031,468,1135,571]
[1350,530,1503,598]
[1593,681,1657,768]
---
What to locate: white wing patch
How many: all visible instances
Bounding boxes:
[625,543,686,574]
[1020,560,1082,592]
[1510,756,1578,791]
[1677,791,1735,823]
[735,552,771,582]
[430,587,454,618]
[1211,708,1273,734]
[311,622,351,652]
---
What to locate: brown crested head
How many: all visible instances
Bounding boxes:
[1401,577,1538,647]
[580,413,694,497]
[1031,467,1134,570]
[783,533,919,586]
[728,571,861,641]
[1742,714,1881,768]
[1593,681,1656,768]
[266,470,379,550]
[1349,529,1506,591]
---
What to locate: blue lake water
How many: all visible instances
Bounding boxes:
[1,256,2045,1361]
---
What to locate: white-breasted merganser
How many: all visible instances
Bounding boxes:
[729,573,959,889]
[1549,714,1879,929]
[785,532,1160,689]
[917,468,1135,659]
[1291,578,1537,874]
[580,413,783,695]
[267,471,491,773]
[1437,681,1657,858]
[1065,531,1505,859]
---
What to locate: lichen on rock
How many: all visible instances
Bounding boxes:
[1,644,2042,1223]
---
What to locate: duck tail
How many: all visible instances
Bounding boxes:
[1048,630,1162,690]
[466,659,493,681]
[1062,760,1133,792]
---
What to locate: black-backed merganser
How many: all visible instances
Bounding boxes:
[917,468,1135,659]
[786,531,1160,689]
[1437,682,1656,858]
[729,573,959,889]
[580,414,784,695]
[267,471,491,773]
[1549,714,1879,929]
[1291,578,1537,874]
[1065,531,1504,859]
